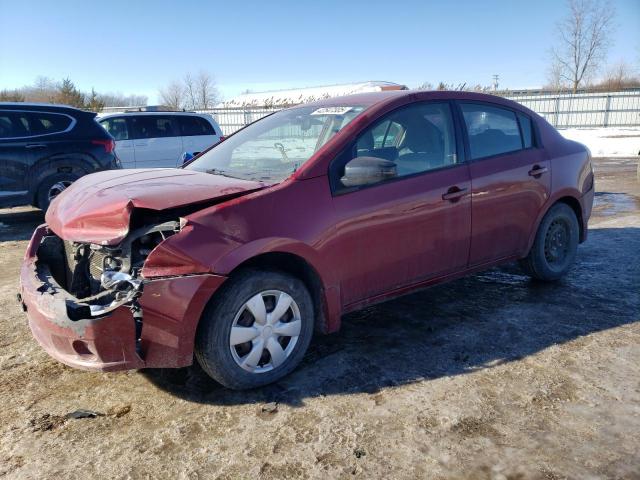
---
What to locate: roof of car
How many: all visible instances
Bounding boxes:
[97,111,213,118]
[301,90,521,108]
[0,102,92,114]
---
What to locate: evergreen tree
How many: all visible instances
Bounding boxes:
[56,78,85,108]
[86,88,105,112]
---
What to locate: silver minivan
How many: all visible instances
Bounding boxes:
[98,112,223,168]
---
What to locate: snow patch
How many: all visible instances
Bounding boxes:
[559,127,640,157]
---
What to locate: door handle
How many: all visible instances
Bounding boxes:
[442,186,468,202]
[528,165,548,177]
[25,144,46,149]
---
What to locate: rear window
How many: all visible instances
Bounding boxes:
[460,103,523,159]
[100,117,129,141]
[0,110,72,138]
[28,112,73,134]
[179,116,216,136]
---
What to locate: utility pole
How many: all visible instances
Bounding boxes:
[492,74,499,91]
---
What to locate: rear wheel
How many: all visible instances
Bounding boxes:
[36,173,78,211]
[195,269,314,390]
[519,203,580,281]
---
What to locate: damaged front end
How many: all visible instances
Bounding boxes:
[48,220,179,317]
[20,219,226,371]
[34,220,181,354]
[19,167,265,371]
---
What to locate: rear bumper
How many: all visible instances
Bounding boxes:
[19,225,226,372]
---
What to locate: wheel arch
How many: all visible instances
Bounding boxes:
[224,251,333,335]
[555,196,585,242]
[29,154,98,205]
[525,191,585,256]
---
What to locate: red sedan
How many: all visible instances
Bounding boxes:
[19,91,594,389]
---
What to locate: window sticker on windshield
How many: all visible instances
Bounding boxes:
[310,106,353,116]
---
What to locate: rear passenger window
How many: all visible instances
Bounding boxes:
[100,117,129,140]
[27,112,72,135]
[130,116,178,139]
[0,111,71,138]
[517,113,534,148]
[179,116,215,136]
[461,104,523,159]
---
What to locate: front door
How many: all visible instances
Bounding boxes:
[328,102,472,306]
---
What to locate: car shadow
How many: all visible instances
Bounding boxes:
[0,208,44,242]
[142,226,640,407]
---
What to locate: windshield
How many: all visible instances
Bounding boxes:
[185,105,367,182]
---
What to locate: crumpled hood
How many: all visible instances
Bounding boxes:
[46,168,266,245]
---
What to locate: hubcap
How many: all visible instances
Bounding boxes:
[229,290,302,374]
[48,180,73,202]
[544,219,570,266]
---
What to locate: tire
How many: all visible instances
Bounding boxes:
[195,269,314,390]
[519,203,580,281]
[36,173,79,211]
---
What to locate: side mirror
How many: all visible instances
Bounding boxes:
[341,156,397,187]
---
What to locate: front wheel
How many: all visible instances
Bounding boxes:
[195,269,314,390]
[519,203,580,281]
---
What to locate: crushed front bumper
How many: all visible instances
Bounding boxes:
[19,225,226,372]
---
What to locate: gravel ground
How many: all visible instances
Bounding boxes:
[1,157,639,480]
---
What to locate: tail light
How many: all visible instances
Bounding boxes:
[92,139,115,153]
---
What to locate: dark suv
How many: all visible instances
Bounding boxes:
[0,103,120,210]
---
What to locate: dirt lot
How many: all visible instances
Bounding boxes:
[1,157,639,480]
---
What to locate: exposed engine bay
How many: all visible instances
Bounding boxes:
[36,219,181,321]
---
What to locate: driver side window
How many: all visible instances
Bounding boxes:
[336,102,458,191]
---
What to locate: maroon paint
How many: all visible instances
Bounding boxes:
[45,168,267,246]
[21,91,594,372]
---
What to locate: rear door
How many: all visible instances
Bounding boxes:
[178,115,220,156]
[99,116,135,168]
[0,110,31,206]
[130,115,183,168]
[459,102,550,265]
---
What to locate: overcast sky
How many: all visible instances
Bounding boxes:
[0,0,638,103]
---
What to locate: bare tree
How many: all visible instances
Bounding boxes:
[98,93,148,108]
[160,71,219,110]
[550,0,616,93]
[28,76,58,103]
[195,71,219,109]
[183,73,197,110]
[591,60,640,90]
[417,82,434,91]
[546,60,567,91]
[159,81,184,110]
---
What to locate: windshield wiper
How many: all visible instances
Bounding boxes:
[205,168,242,179]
